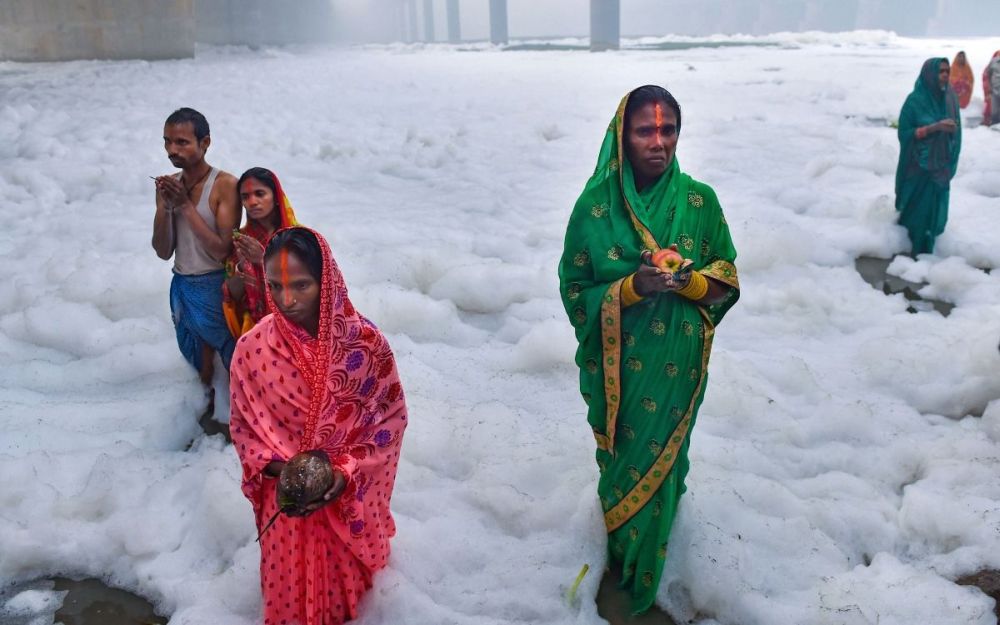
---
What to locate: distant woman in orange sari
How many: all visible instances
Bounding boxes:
[230,226,407,625]
[949,51,974,109]
[223,167,299,337]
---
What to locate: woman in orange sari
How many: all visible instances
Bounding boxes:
[949,51,974,109]
[230,226,407,625]
[984,50,1000,126]
[223,167,299,337]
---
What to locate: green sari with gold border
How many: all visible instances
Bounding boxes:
[558,91,739,614]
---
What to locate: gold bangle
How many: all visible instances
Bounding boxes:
[621,273,644,307]
[676,271,708,301]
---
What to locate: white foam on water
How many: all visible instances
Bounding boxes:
[2,32,1000,625]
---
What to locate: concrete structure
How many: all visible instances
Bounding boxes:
[489,0,507,45]
[0,0,335,62]
[196,0,333,47]
[0,0,194,62]
[446,0,460,43]
[422,0,435,41]
[590,0,619,51]
[407,0,418,42]
[926,0,999,36]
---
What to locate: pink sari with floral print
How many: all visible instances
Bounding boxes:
[229,227,406,625]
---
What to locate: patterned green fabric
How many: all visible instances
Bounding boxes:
[895,57,962,255]
[558,91,739,614]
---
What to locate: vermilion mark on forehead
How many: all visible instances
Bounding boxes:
[655,103,664,130]
[280,249,292,307]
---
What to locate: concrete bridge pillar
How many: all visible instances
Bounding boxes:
[489,0,507,45]
[446,0,460,43]
[422,0,435,41]
[590,0,619,51]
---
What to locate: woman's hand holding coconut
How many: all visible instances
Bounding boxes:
[284,469,347,517]
[277,450,347,517]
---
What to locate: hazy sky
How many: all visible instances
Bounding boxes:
[333,0,1000,42]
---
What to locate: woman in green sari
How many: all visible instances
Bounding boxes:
[895,57,961,255]
[558,85,739,614]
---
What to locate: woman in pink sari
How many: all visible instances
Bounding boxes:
[229,226,407,625]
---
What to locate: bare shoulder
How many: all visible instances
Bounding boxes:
[210,170,239,207]
[213,170,239,192]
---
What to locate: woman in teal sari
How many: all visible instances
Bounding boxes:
[558,85,739,614]
[895,57,962,255]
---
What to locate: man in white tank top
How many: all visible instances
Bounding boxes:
[152,108,239,398]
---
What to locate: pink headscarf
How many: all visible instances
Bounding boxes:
[264,226,403,457]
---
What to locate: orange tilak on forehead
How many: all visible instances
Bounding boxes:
[280,249,292,307]
[655,103,664,129]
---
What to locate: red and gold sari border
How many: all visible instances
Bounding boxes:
[598,276,626,454]
[702,260,739,290]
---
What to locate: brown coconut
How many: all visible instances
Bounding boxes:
[278,450,334,510]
